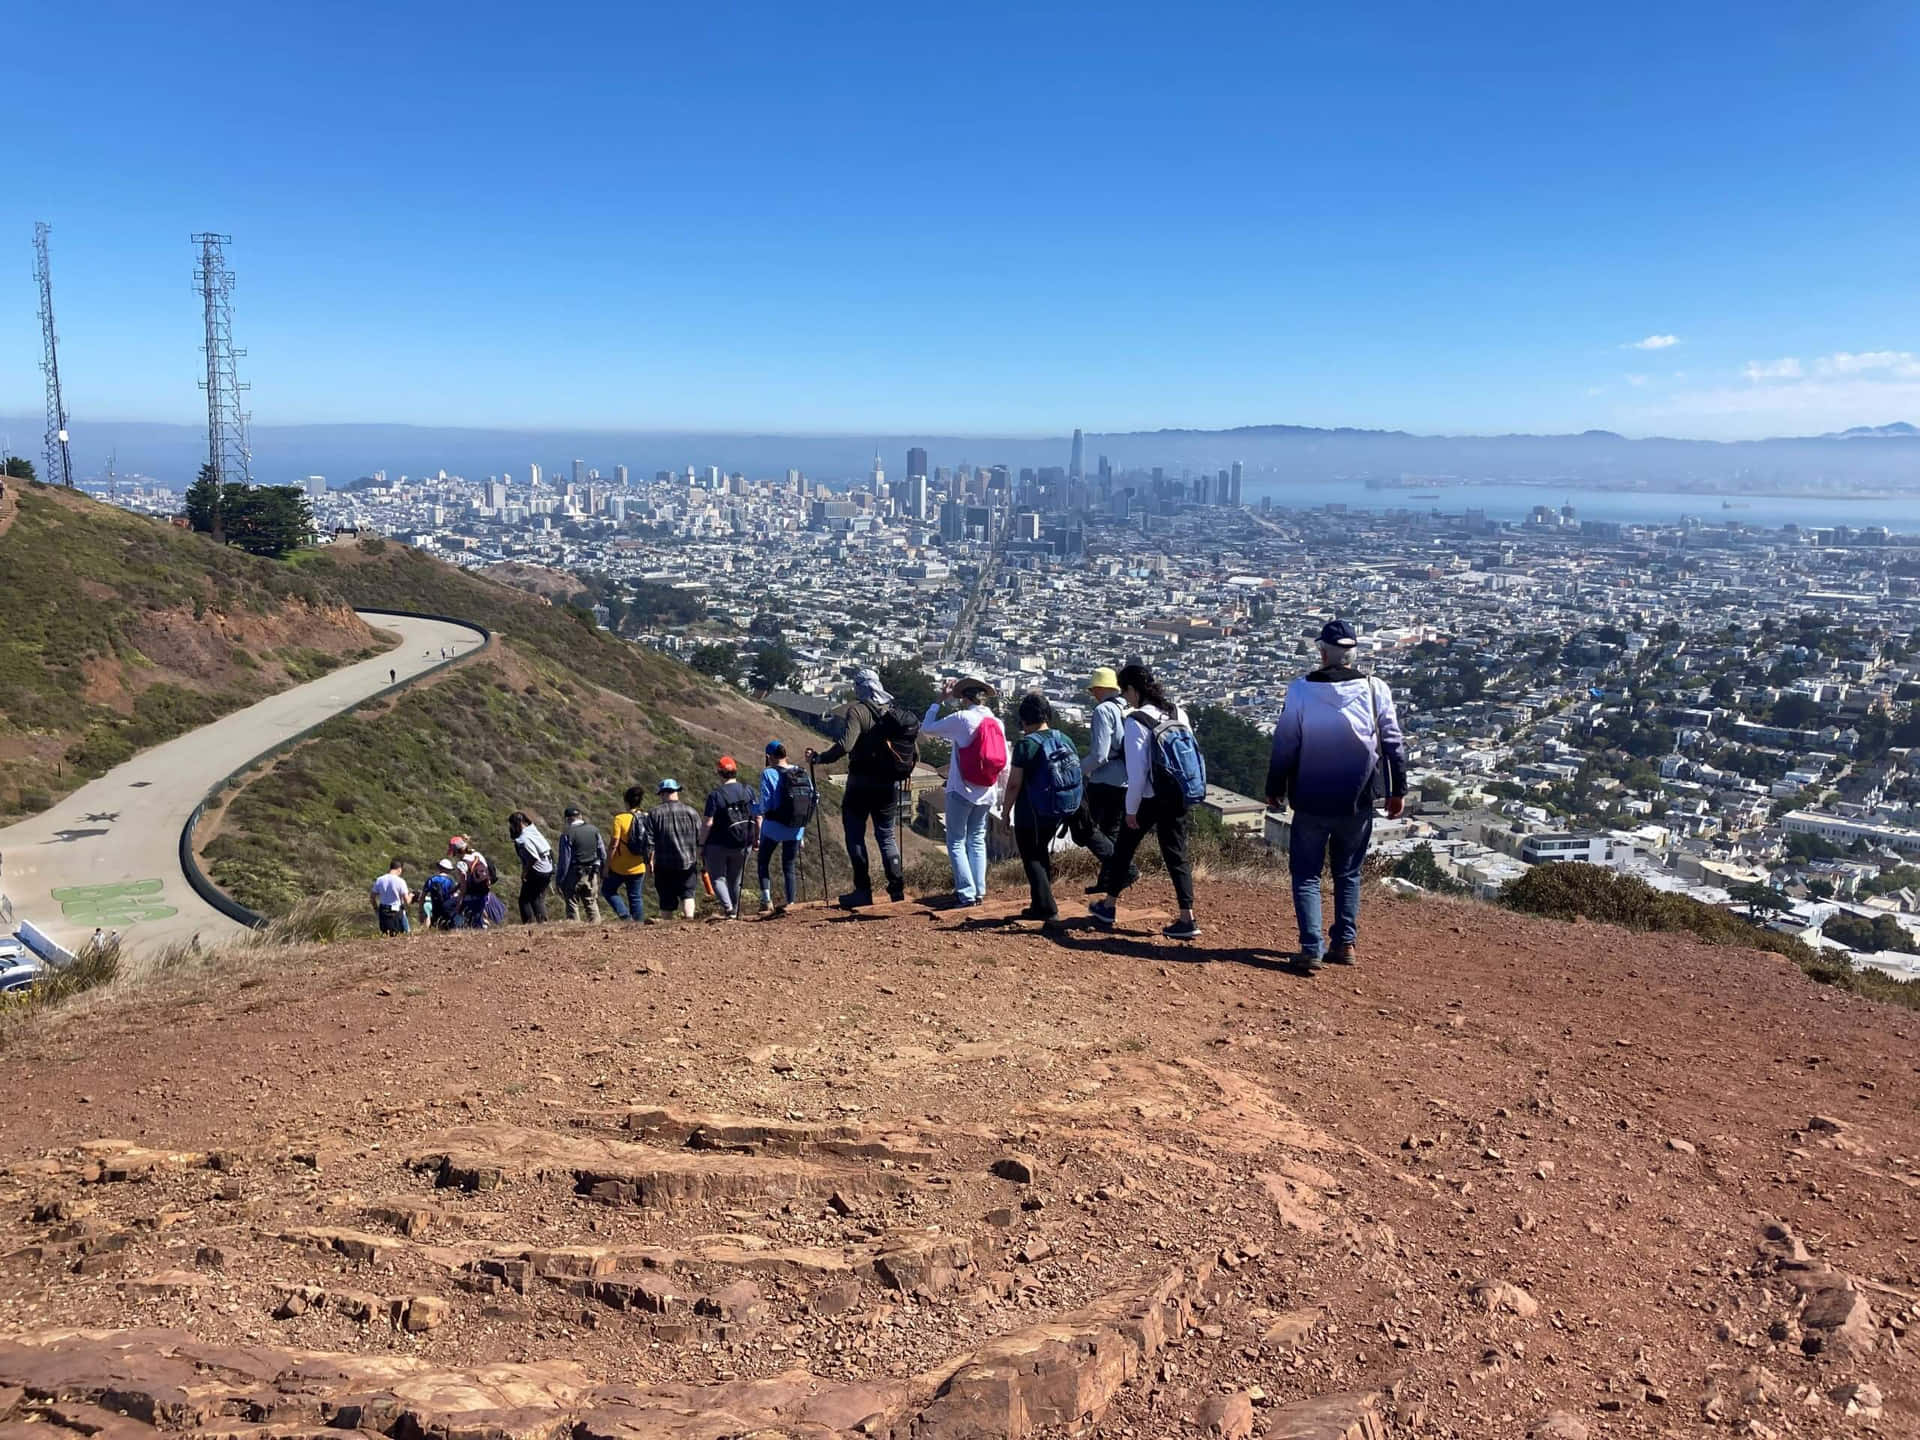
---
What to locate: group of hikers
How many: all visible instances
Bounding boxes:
[368,621,1408,974]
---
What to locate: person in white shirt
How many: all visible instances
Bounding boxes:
[369,858,412,936]
[921,677,1007,905]
[1090,662,1202,941]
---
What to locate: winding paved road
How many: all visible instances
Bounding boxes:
[0,613,482,958]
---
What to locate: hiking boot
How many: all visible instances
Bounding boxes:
[1327,943,1357,966]
[1089,898,1117,929]
[1292,951,1324,976]
[1163,917,1202,941]
[887,884,906,903]
[1018,905,1058,922]
[838,890,874,910]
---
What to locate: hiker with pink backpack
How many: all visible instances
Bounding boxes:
[922,677,1008,907]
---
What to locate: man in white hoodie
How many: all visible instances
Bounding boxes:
[1265,619,1407,974]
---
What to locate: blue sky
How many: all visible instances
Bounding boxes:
[5,0,1918,439]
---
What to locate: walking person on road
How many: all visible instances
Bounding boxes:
[700,756,756,921]
[921,677,1007,907]
[754,741,810,916]
[807,666,917,908]
[1265,619,1407,974]
[369,858,412,935]
[508,812,555,923]
[557,807,607,922]
[1091,663,1205,941]
[649,780,703,920]
[603,786,651,923]
[1001,693,1085,924]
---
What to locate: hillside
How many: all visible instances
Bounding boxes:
[0,485,380,819]
[1,882,1915,1439]
[199,537,840,914]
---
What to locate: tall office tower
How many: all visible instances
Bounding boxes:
[906,473,929,520]
[989,464,1009,496]
[1216,468,1230,505]
[614,464,628,488]
[572,459,585,488]
[906,445,928,480]
[940,499,966,543]
[609,495,627,523]
[785,468,802,489]
[1195,475,1211,506]
[1069,428,1084,481]
[529,462,542,489]
[871,452,885,490]
[1097,454,1112,497]
[1230,460,1243,506]
[305,475,327,498]
[484,478,505,511]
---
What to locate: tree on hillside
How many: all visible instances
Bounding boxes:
[1193,705,1269,798]
[1392,842,1469,896]
[2,456,34,480]
[185,463,225,540]
[748,641,799,694]
[221,484,313,558]
[878,660,936,714]
[1731,881,1793,921]
[689,643,741,684]
[1771,693,1822,729]
[1823,911,1919,955]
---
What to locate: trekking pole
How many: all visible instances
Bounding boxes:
[811,761,829,906]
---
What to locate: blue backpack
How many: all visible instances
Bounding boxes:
[1024,729,1086,820]
[1131,710,1207,812]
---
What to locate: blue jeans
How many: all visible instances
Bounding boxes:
[945,792,991,902]
[601,871,646,922]
[1288,811,1374,957]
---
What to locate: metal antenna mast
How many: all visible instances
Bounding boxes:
[34,222,74,488]
[192,233,251,487]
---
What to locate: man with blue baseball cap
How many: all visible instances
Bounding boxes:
[648,778,703,920]
[1265,618,1408,974]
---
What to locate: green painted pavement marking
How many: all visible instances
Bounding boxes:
[51,879,178,926]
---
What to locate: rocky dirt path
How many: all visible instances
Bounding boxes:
[0,882,1916,1438]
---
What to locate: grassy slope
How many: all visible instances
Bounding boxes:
[205,538,849,915]
[0,486,378,818]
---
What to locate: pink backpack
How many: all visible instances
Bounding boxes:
[957,713,1008,786]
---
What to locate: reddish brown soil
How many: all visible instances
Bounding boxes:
[1,882,1916,1439]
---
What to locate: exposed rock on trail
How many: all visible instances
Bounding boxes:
[2,882,1918,1437]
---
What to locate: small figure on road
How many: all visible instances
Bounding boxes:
[604,786,651,922]
[389,668,397,684]
[370,858,412,936]
[1090,663,1205,942]
[754,741,809,916]
[1002,693,1084,925]
[922,677,1006,908]
[1265,619,1407,974]
[700,756,756,921]
[808,667,917,908]
[508,811,554,923]
[556,807,606,922]
[649,780,702,920]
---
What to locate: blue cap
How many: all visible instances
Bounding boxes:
[1317,618,1358,648]
[765,740,784,754]
[658,778,681,793]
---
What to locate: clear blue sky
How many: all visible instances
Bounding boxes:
[6,0,1917,439]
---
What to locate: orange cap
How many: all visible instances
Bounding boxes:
[717,755,738,773]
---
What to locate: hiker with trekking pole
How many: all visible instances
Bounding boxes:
[807,666,919,909]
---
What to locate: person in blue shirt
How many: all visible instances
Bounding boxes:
[1265,619,1408,974]
[753,740,808,916]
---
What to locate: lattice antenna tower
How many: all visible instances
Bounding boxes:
[34,222,74,488]
[192,233,251,486]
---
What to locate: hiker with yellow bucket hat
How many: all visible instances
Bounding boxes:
[1071,666,1128,886]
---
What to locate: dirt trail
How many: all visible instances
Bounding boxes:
[1,881,1916,1438]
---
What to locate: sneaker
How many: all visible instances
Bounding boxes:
[1089,898,1117,928]
[769,903,788,919]
[1018,905,1058,922]
[1291,951,1324,976]
[1327,943,1357,966]
[1163,917,1202,941]
[887,884,906,903]
[839,890,874,910]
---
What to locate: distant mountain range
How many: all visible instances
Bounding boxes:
[2,415,1916,492]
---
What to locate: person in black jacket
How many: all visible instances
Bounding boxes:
[556,807,608,922]
[807,666,911,907]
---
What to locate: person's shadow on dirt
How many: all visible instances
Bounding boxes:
[1039,921,1297,971]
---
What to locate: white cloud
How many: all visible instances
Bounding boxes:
[1636,376,1920,438]
[1742,357,1804,381]
[1819,350,1920,378]
[1625,373,1651,388]
[1628,334,1680,350]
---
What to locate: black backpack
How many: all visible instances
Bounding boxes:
[712,782,754,847]
[850,702,922,781]
[772,767,817,827]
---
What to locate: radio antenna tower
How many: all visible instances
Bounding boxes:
[192,233,251,487]
[34,222,74,488]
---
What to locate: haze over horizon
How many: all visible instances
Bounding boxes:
[8,1,1919,443]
